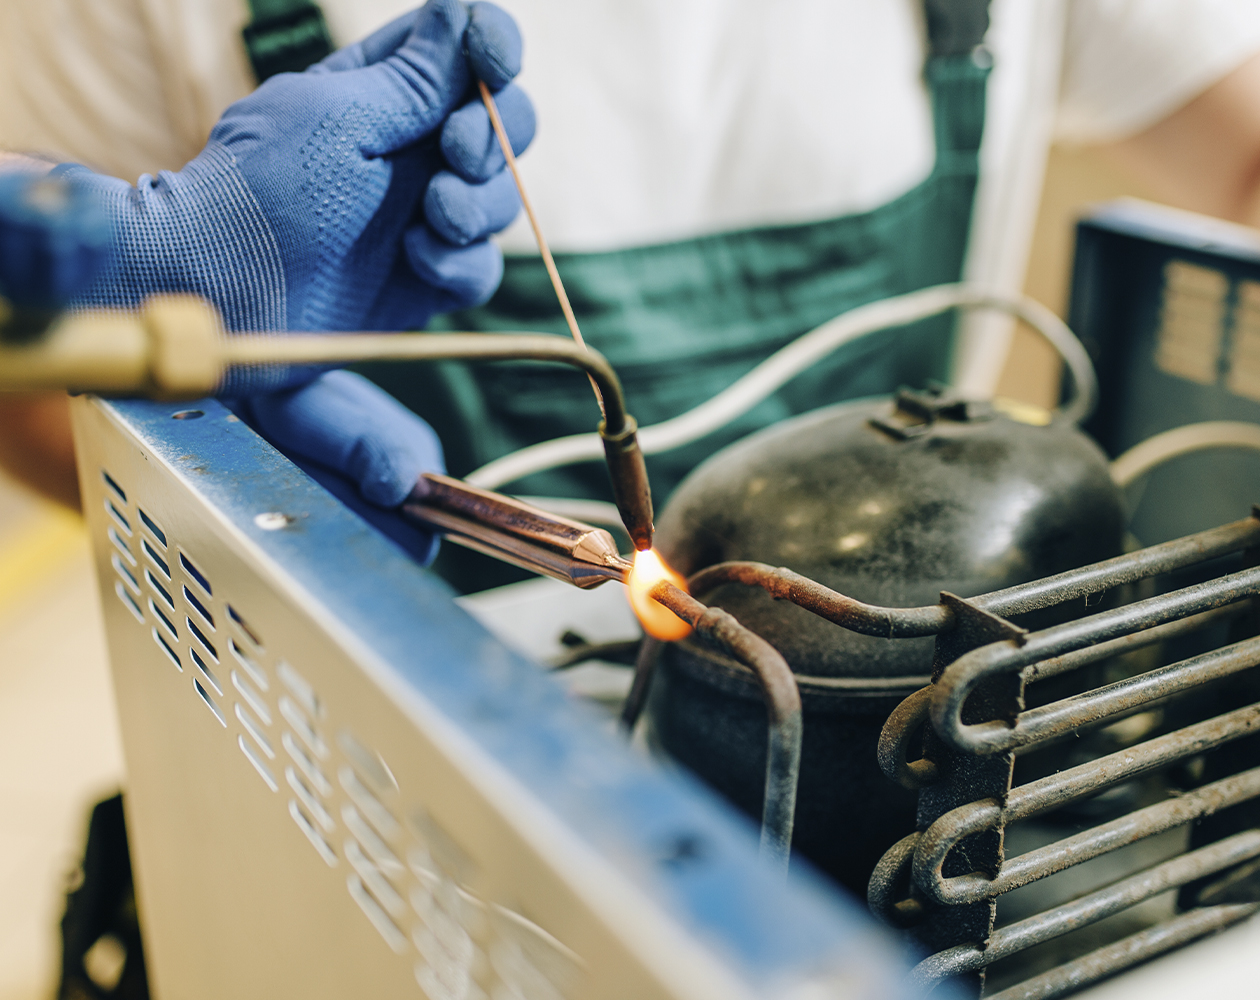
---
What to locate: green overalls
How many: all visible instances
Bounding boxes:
[364,2,994,591]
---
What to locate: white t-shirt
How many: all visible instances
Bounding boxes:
[3,0,1260,388]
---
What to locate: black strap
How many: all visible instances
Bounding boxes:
[242,0,334,83]
[923,0,991,57]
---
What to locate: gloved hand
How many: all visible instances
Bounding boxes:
[0,170,109,319]
[234,370,446,564]
[56,0,536,564]
[61,0,534,389]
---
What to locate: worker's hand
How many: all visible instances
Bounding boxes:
[0,170,109,315]
[232,371,446,564]
[57,0,534,392]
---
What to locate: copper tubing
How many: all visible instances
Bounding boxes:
[688,561,949,637]
[685,514,1260,638]
[230,331,655,548]
[648,581,802,873]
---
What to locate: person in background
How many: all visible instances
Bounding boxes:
[5,0,1260,592]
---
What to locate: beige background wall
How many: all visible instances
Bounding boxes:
[998,146,1165,408]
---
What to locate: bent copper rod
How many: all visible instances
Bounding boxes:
[649,581,802,874]
[686,514,1260,638]
[688,561,948,637]
[227,332,657,548]
[226,332,628,433]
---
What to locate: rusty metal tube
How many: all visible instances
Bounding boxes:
[932,568,1260,756]
[911,831,1260,991]
[619,636,664,733]
[973,513,1260,617]
[914,762,1260,906]
[983,904,1260,1000]
[649,581,802,872]
[686,561,950,637]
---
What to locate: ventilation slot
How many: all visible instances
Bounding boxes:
[111,554,139,594]
[146,569,174,610]
[108,528,135,566]
[115,582,145,624]
[152,628,181,670]
[236,703,274,758]
[186,617,217,661]
[279,661,321,718]
[239,734,278,792]
[232,669,272,725]
[342,804,404,879]
[290,799,337,866]
[149,600,177,641]
[105,499,131,536]
[143,539,169,578]
[339,731,398,792]
[183,585,214,629]
[341,766,401,841]
[101,471,127,504]
[227,604,263,648]
[347,874,408,954]
[283,731,331,796]
[190,646,221,695]
[179,551,212,594]
[138,508,167,547]
[286,766,334,832]
[194,678,226,727]
[230,638,268,691]
[279,695,327,758]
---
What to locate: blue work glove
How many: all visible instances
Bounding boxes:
[0,171,109,317]
[56,0,535,564]
[232,371,446,564]
[62,0,534,373]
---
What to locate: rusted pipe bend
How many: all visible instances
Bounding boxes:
[687,562,950,637]
[618,637,664,733]
[932,567,1260,755]
[984,904,1260,1000]
[866,832,925,928]
[914,731,1260,907]
[683,514,1260,642]
[910,830,1260,991]
[973,513,1260,617]
[650,581,802,871]
[876,686,940,789]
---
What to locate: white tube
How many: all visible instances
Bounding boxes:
[467,283,1097,490]
[1110,421,1260,488]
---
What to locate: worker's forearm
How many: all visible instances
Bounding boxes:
[0,393,81,509]
[1101,52,1260,227]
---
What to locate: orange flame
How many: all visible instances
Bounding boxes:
[626,548,693,641]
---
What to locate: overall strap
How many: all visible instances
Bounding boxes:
[923,0,991,57]
[922,0,993,168]
[242,0,335,83]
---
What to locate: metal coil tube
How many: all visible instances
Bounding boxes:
[910,830,1260,990]
[982,904,1260,1000]
[913,764,1260,906]
[932,568,1260,755]
[972,514,1260,618]
[686,561,951,637]
[649,581,803,874]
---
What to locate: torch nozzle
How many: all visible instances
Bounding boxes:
[402,473,631,589]
[599,416,655,551]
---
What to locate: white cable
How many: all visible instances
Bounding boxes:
[467,283,1097,490]
[1110,421,1260,488]
[515,496,626,530]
